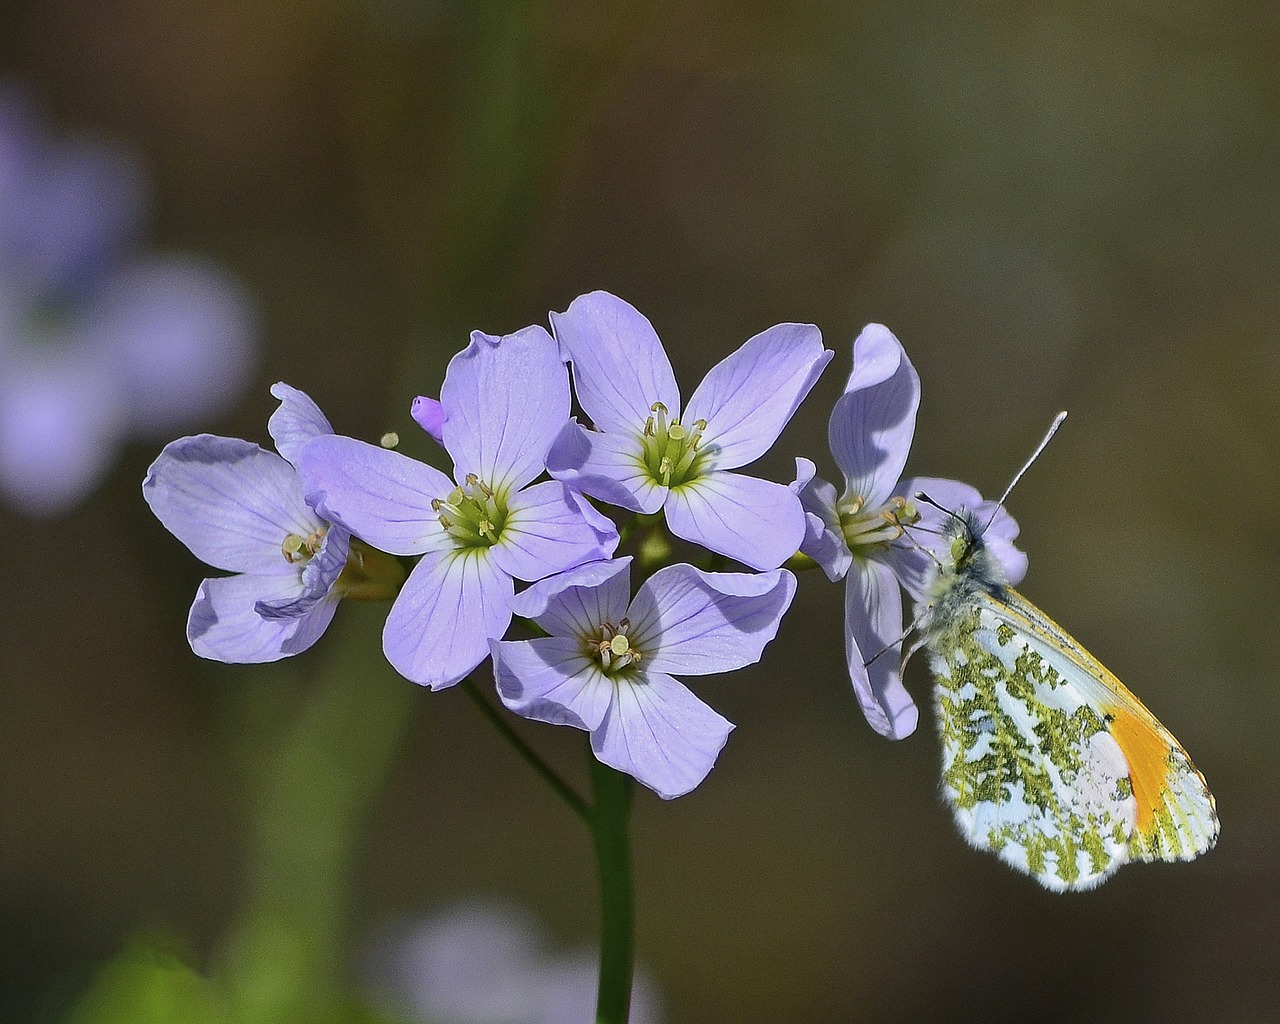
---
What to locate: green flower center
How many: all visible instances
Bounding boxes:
[641,402,711,488]
[433,474,508,549]
[837,494,919,555]
[281,527,327,564]
[591,619,642,676]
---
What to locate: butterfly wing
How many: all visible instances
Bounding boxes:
[930,586,1218,891]
[993,588,1219,864]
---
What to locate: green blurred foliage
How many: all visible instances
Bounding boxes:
[67,943,225,1024]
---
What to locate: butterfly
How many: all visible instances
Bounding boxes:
[909,416,1219,891]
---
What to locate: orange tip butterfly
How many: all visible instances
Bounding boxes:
[911,413,1218,890]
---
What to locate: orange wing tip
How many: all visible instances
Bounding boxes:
[1107,704,1219,862]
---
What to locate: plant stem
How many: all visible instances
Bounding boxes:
[589,754,635,1024]
[462,677,591,824]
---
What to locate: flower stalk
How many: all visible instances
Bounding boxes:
[589,754,635,1024]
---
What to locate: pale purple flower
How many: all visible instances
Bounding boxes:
[299,326,618,689]
[793,324,1026,739]
[367,900,665,1024]
[0,82,254,516]
[143,383,349,662]
[546,291,832,571]
[490,556,795,799]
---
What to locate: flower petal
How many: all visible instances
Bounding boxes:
[144,434,319,575]
[550,291,680,433]
[629,564,795,676]
[188,573,337,662]
[546,420,666,514]
[298,435,453,556]
[0,341,126,516]
[792,456,851,582]
[13,129,146,293]
[509,557,632,637]
[844,559,917,740]
[592,673,733,799]
[491,636,613,731]
[256,525,350,619]
[492,480,619,582]
[99,257,256,436]
[268,381,333,467]
[664,470,804,571]
[374,902,548,1024]
[440,326,568,493]
[684,322,831,470]
[383,548,513,689]
[830,324,920,507]
[411,396,446,445]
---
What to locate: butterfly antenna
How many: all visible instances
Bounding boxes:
[903,491,954,573]
[985,411,1068,529]
[915,490,961,520]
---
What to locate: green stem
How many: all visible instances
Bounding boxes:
[462,678,591,824]
[589,754,635,1024]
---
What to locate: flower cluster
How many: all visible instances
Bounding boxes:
[146,290,1025,798]
[0,82,255,516]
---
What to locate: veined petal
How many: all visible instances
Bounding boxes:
[268,382,333,467]
[256,525,350,619]
[568,486,619,540]
[845,559,917,740]
[684,323,831,470]
[831,324,920,508]
[441,326,568,493]
[546,421,666,514]
[550,291,680,434]
[792,456,851,582]
[664,471,804,571]
[509,557,632,637]
[411,396,446,445]
[491,636,613,731]
[592,673,733,799]
[492,480,620,582]
[383,548,513,689]
[188,573,338,663]
[298,435,453,556]
[144,434,319,575]
[630,565,795,676]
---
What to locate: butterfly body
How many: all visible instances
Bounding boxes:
[916,509,1218,891]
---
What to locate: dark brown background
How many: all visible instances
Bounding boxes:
[2,2,1277,1021]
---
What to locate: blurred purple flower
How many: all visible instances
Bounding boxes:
[546,291,832,571]
[793,324,1026,740]
[0,81,254,516]
[491,556,795,798]
[299,325,618,689]
[144,384,350,662]
[367,900,665,1024]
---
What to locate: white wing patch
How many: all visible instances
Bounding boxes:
[932,604,1137,890]
[930,591,1218,890]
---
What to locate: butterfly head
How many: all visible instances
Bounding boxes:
[925,506,1010,606]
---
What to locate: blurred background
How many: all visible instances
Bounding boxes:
[1,1,1277,1021]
